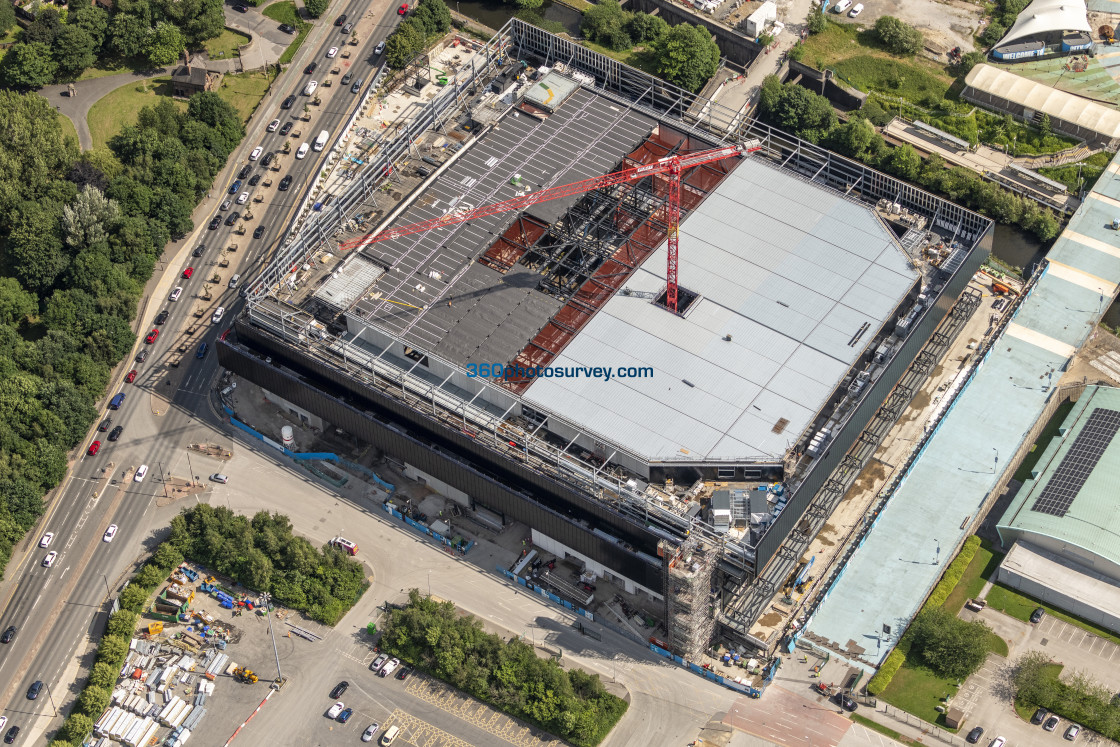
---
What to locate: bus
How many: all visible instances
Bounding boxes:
[331,537,358,555]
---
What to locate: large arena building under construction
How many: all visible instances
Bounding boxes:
[219,20,993,657]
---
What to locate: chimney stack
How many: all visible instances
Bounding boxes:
[184,47,190,73]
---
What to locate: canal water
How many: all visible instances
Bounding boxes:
[454,0,582,35]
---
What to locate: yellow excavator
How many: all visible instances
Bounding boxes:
[232,667,259,684]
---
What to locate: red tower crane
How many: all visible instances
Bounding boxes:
[339,139,763,312]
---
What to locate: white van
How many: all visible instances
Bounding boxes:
[313,130,329,152]
[296,143,309,159]
[380,725,400,746]
[304,80,318,96]
[832,0,852,11]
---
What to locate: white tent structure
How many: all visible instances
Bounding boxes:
[994,0,1091,48]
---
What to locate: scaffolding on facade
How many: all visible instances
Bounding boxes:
[664,537,717,661]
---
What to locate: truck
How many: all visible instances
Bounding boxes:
[313,129,329,152]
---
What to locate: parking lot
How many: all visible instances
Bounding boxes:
[822,0,984,55]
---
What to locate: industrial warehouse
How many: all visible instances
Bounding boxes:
[218,20,993,658]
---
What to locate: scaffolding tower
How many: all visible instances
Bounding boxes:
[664,537,717,661]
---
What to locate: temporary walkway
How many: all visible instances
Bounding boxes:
[802,149,1120,667]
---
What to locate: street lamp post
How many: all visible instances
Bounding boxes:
[157,462,169,499]
[263,593,282,682]
[44,681,59,717]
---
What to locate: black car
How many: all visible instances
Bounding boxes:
[155,310,169,325]
[238,164,252,180]
[228,179,242,195]
[1030,606,1045,623]
[136,349,149,363]
[248,174,261,186]
[1032,707,1049,725]
[208,216,222,230]
[225,212,240,226]
[279,23,296,34]
[253,225,266,239]
[279,175,293,191]
[193,244,206,257]
[3,725,18,744]
[233,3,248,10]
[26,681,42,700]
[261,152,275,167]
[965,726,984,744]
[98,417,112,432]
[108,425,124,442]
[396,665,412,681]
[1,626,15,644]
[334,13,347,25]
[279,122,293,136]
[281,94,296,110]
[329,681,349,699]
[304,61,317,75]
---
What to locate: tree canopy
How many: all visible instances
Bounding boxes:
[874,16,924,56]
[651,23,719,93]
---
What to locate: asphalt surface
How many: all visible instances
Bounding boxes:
[0,1,403,741]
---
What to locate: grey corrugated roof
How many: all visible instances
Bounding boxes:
[524,157,918,462]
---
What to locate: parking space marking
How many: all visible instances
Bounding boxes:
[380,709,476,747]
[403,676,564,747]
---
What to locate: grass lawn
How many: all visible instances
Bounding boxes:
[263,1,303,27]
[850,714,919,745]
[1013,400,1074,481]
[77,56,153,82]
[879,662,960,727]
[216,71,272,122]
[580,40,659,76]
[203,29,251,62]
[987,631,1009,657]
[87,77,186,149]
[58,114,79,147]
[943,540,1001,613]
[279,25,312,65]
[985,584,1120,646]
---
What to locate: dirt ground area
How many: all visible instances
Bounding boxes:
[1059,325,1120,386]
[834,0,985,55]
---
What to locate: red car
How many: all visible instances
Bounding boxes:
[182,267,194,279]
[88,441,101,456]
[125,369,137,383]
[398,2,408,13]
[145,328,159,344]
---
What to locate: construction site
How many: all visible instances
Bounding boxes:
[218,19,994,662]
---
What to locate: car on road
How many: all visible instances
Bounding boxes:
[253,225,266,239]
[170,287,183,301]
[396,665,412,681]
[342,72,352,85]
[3,725,17,744]
[233,3,247,10]
[304,61,317,75]
[250,146,263,160]
[362,723,379,742]
[282,94,296,109]
[1065,724,1081,740]
[268,118,280,132]
[334,13,347,25]
[88,440,101,455]
[220,199,232,211]
[134,464,148,482]
[125,369,137,383]
[182,267,193,279]
[1031,607,1045,623]
[211,474,229,483]
[225,212,239,226]
[196,342,208,359]
[338,707,353,723]
[966,726,984,744]
[156,310,169,325]
[279,175,293,190]
[1032,708,1049,725]
[1045,716,1060,732]
[296,143,309,159]
[26,681,42,699]
[39,533,53,548]
[279,122,293,136]
[370,654,388,673]
[848,3,863,15]
[229,179,242,194]
[103,524,117,542]
[342,22,353,33]
[238,164,252,179]
[108,425,123,441]
[41,553,56,569]
[0,627,14,644]
[249,174,261,186]
[374,41,385,55]
[326,702,344,719]
[193,244,206,257]
[145,328,160,343]
[208,216,222,230]
[327,46,338,57]
[351,78,364,94]
[212,307,225,324]
[99,417,112,432]
[262,151,275,167]
[279,23,296,33]
[330,681,349,699]
[237,191,249,204]
[136,349,149,362]
[398,3,409,13]
[304,80,317,96]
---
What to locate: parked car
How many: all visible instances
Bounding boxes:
[832,0,852,11]
[249,174,261,186]
[398,3,409,14]
[253,225,266,239]
[0,627,15,644]
[279,122,293,136]
[1031,607,1046,623]
[233,3,247,11]
[279,23,296,34]
[342,72,353,85]
[211,474,229,484]
[379,658,399,677]
[1045,716,1060,732]
[108,425,123,441]
[103,524,117,542]
[1032,708,1049,725]
[267,118,280,132]
[338,708,353,723]
[326,702,344,719]
[989,738,1005,747]
[225,212,239,226]
[848,3,863,16]
[966,726,984,744]
[370,654,388,673]
[831,692,857,711]
[351,78,364,94]
[362,723,379,742]
[125,369,138,383]
[237,191,250,204]
[396,665,413,681]
[1065,724,1081,740]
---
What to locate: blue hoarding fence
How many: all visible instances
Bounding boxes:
[383,502,474,555]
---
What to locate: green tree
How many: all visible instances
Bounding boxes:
[0,277,37,326]
[107,13,150,58]
[385,20,424,69]
[414,0,452,34]
[305,0,328,17]
[5,202,68,293]
[145,21,183,66]
[874,15,923,55]
[1038,112,1052,138]
[23,7,62,45]
[53,25,98,77]
[883,142,922,181]
[70,4,110,50]
[87,662,118,689]
[807,6,827,34]
[119,583,149,612]
[652,23,719,93]
[59,713,93,744]
[75,685,112,718]
[0,0,16,34]
[981,21,1006,47]
[787,41,805,62]
[153,0,225,46]
[1,42,59,88]
[581,0,631,49]
[756,77,836,142]
[626,12,667,43]
[830,116,878,158]
[908,607,992,680]
[105,609,140,638]
[95,635,129,667]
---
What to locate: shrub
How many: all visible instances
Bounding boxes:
[926,535,981,608]
[95,635,128,668]
[874,15,923,55]
[867,648,905,694]
[304,0,328,17]
[105,609,139,639]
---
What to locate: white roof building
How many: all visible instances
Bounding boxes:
[994,0,1090,48]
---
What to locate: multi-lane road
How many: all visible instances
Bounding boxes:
[0,2,403,740]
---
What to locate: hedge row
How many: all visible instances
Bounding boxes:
[865,536,982,695]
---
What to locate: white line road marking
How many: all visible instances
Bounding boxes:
[31,594,41,610]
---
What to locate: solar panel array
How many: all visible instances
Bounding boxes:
[1030,407,1120,517]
